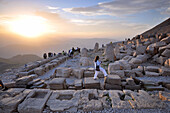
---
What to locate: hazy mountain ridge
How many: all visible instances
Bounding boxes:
[0,54,42,73]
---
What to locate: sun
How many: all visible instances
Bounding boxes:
[9,15,49,38]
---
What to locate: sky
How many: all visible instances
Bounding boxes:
[0,0,170,42]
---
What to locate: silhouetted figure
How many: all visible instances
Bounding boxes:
[102,44,104,48]
[75,47,80,53]
[62,51,66,56]
[43,53,47,59]
[54,53,56,56]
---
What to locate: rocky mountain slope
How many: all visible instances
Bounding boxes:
[142,18,170,35]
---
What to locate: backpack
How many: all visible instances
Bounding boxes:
[96,62,100,71]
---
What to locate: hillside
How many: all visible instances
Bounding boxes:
[0,54,42,73]
[142,18,170,35]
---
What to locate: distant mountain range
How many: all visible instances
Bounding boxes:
[142,18,170,35]
[0,54,42,74]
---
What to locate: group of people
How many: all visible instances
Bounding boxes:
[68,47,80,57]
[43,52,56,59]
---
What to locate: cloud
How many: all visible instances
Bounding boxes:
[161,7,170,15]
[47,6,59,10]
[63,0,170,16]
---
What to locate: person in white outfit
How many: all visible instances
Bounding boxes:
[94,56,108,80]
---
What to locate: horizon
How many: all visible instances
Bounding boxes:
[0,0,170,58]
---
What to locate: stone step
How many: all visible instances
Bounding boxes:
[84,77,100,89]
[33,80,45,86]
[144,85,164,91]
[105,75,121,85]
[145,71,160,77]
[28,78,41,85]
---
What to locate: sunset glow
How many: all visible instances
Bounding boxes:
[9,15,49,37]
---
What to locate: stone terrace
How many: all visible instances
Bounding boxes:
[0,33,170,112]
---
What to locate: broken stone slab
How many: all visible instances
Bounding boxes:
[84,77,100,89]
[48,78,66,90]
[136,45,147,54]
[0,89,31,113]
[109,70,125,78]
[83,100,103,112]
[84,71,94,78]
[74,79,83,90]
[29,74,38,79]
[144,85,164,91]
[16,76,33,85]
[144,66,160,73]
[105,75,121,85]
[145,71,160,77]
[129,90,166,109]
[124,70,136,78]
[55,67,72,78]
[47,90,78,112]
[126,78,136,85]
[108,62,122,73]
[72,68,85,79]
[18,89,52,113]
[161,49,170,57]
[109,90,132,109]
[156,56,167,65]
[159,91,170,101]
[34,67,45,76]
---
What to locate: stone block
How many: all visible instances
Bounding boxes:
[16,76,33,85]
[47,90,78,112]
[66,78,75,87]
[105,75,121,85]
[109,70,125,78]
[84,77,100,89]
[55,67,72,78]
[74,79,83,90]
[129,58,142,64]
[84,71,94,78]
[18,72,29,77]
[18,89,52,113]
[4,82,16,88]
[145,71,160,77]
[34,67,45,76]
[48,78,66,90]
[145,66,160,73]
[105,83,122,90]
[125,85,141,90]
[72,68,84,79]
[0,89,31,113]
[124,70,136,78]
[126,78,135,85]
[159,67,170,76]
[144,85,164,91]
[161,49,170,57]
[129,90,166,109]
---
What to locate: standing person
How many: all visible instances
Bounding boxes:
[43,53,47,59]
[94,56,108,80]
